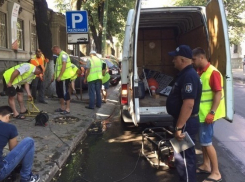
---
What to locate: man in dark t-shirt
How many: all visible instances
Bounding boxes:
[166,45,202,182]
[0,106,40,182]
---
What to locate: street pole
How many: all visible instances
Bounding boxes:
[101,0,108,57]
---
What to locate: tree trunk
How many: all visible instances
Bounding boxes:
[33,0,55,96]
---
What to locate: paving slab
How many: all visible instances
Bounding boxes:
[0,84,120,182]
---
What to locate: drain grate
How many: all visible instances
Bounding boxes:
[53,116,80,124]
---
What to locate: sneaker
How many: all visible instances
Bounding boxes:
[29,174,40,182]
[20,174,40,182]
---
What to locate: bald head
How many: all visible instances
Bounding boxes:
[52,45,61,56]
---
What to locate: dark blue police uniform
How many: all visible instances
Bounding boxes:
[167,65,202,182]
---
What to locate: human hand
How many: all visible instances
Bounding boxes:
[7,82,12,88]
[84,78,87,84]
[175,131,185,141]
[28,94,33,101]
[40,74,44,81]
[57,76,61,82]
[205,113,214,124]
[45,58,49,63]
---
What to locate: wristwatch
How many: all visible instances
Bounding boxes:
[210,110,215,115]
[175,126,182,132]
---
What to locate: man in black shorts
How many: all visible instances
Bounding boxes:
[52,46,74,114]
[3,63,43,119]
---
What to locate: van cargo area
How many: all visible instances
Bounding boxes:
[137,8,208,107]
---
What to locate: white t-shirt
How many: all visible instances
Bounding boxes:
[17,63,35,75]
[15,63,36,86]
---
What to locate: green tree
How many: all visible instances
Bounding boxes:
[54,0,72,13]
[175,0,245,45]
[54,0,135,54]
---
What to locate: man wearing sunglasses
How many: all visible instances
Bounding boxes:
[0,106,40,182]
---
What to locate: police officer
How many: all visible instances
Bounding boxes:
[166,45,202,182]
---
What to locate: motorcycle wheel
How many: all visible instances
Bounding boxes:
[110,79,120,86]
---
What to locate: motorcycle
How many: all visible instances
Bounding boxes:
[109,66,121,86]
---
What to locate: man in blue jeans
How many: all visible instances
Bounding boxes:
[84,51,103,109]
[0,106,39,182]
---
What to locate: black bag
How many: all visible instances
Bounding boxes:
[35,111,49,126]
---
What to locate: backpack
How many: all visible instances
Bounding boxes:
[35,111,49,126]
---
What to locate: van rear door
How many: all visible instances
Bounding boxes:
[128,0,142,125]
[206,0,234,122]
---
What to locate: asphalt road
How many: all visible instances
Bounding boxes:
[53,82,245,182]
[233,80,245,117]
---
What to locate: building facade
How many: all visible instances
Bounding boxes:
[0,0,67,77]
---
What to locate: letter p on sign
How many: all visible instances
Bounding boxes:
[72,13,83,28]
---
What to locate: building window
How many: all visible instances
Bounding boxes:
[17,19,24,50]
[0,12,7,48]
[234,44,238,53]
[31,24,37,52]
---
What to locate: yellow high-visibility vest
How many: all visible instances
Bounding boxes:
[3,63,36,86]
[70,63,79,81]
[87,57,102,82]
[54,51,74,80]
[199,64,226,122]
[102,60,110,84]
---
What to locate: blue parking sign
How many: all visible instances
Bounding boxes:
[66,11,88,33]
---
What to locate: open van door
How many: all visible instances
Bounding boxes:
[128,0,142,126]
[206,0,234,122]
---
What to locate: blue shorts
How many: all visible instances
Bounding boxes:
[199,122,214,146]
[102,81,109,90]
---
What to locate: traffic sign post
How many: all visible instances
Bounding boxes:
[66,11,89,33]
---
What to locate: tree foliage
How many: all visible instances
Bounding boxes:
[54,0,72,13]
[175,0,245,45]
[54,0,136,54]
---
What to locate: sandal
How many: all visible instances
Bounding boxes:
[60,110,70,115]
[55,108,65,112]
[196,167,211,174]
[20,109,28,114]
[13,114,26,120]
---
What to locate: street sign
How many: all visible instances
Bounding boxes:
[66,11,88,33]
[67,34,89,44]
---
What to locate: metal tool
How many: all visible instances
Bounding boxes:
[45,81,53,91]
[25,99,40,117]
[141,127,174,169]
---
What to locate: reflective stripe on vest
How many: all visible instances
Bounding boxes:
[70,63,79,81]
[199,65,226,122]
[102,60,110,84]
[87,57,102,82]
[3,63,36,86]
[55,51,74,80]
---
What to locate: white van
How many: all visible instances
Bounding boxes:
[120,0,234,126]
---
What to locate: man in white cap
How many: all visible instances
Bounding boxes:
[84,51,103,109]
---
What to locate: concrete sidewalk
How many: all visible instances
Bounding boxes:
[0,84,120,182]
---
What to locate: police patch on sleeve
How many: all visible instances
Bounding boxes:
[185,83,193,93]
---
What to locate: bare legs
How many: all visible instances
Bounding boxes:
[8,92,26,117]
[200,145,221,182]
[59,98,70,112]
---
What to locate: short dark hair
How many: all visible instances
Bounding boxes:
[36,65,43,73]
[192,47,206,58]
[0,106,13,116]
[36,49,42,53]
